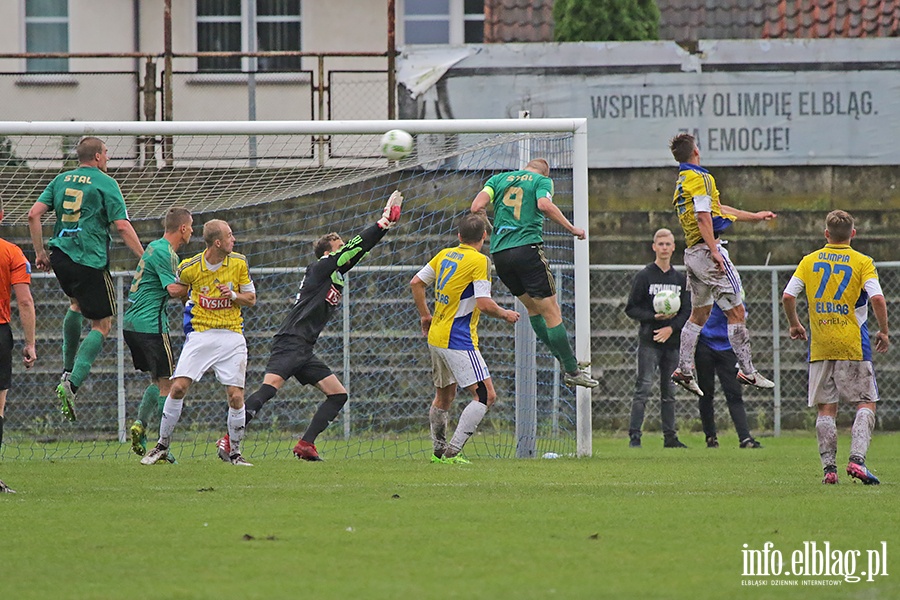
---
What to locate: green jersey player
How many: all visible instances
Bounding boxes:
[470,158,597,388]
[123,208,193,458]
[28,137,144,421]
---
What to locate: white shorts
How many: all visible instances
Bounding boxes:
[807,360,879,407]
[172,329,248,388]
[683,242,743,311]
[429,345,490,389]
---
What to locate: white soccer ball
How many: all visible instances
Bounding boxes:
[380,129,414,160]
[653,289,681,316]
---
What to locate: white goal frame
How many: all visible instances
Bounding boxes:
[0,118,593,458]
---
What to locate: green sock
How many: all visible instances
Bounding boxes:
[530,314,564,363]
[70,329,105,388]
[546,323,578,373]
[157,394,166,419]
[137,384,160,425]
[62,309,84,372]
[528,314,552,347]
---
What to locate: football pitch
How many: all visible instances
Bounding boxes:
[2,433,897,599]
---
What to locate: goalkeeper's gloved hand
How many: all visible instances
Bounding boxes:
[377,190,403,229]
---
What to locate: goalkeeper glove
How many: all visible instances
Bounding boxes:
[377,190,403,229]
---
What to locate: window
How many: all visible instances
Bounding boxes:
[197,0,301,72]
[404,0,484,45]
[25,0,69,73]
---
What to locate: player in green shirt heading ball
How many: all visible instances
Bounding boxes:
[470,158,598,389]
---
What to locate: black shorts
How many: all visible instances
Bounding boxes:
[50,249,116,320]
[0,323,12,391]
[265,335,334,386]
[124,330,175,380]
[492,244,556,299]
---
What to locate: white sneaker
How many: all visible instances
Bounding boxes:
[737,370,775,389]
[140,444,169,465]
[230,453,253,467]
[671,368,703,397]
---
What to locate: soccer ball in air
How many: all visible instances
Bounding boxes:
[380,129,414,160]
[653,289,681,316]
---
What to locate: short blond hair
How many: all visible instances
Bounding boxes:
[525,158,550,176]
[202,219,230,247]
[653,228,674,242]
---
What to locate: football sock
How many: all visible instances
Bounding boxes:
[227,406,246,454]
[816,415,837,469]
[302,393,348,443]
[849,407,876,463]
[546,324,578,373]
[0,414,4,448]
[727,322,756,375]
[62,309,84,373]
[446,401,487,457]
[429,405,449,457]
[244,383,278,425]
[70,329,105,388]
[158,396,184,447]
[677,321,703,373]
[137,384,160,425]
[528,315,554,352]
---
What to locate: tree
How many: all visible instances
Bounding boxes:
[553,0,659,42]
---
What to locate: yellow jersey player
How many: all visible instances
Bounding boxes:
[668,132,777,396]
[142,219,257,466]
[411,213,520,463]
[783,210,889,485]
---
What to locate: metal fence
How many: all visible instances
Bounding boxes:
[7,262,898,452]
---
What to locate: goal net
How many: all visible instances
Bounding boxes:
[0,119,591,461]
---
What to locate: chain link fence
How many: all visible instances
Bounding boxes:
[5,261,899,460]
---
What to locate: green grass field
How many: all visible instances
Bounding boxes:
[3,433,897,599]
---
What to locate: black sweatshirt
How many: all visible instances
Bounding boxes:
[624,262,691,349]
[275,222,387,345]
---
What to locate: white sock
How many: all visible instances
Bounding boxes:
[727,322,755,375]
[849,407,876,463]
[429,405,449,457]
[678,321,703,374]
[816,415,837,468]
[228,406,246,455]
[447,401,488,457]
[158,396,184,448]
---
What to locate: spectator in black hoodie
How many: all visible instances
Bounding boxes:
[625,228,691,448]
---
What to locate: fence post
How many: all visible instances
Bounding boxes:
[514,297,537,458]
[117,275,126,444]
[342,272,351,440]
[771,268,782,436]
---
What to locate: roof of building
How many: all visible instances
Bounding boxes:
[486,0,900,43]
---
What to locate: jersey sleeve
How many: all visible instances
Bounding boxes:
[36,176,57,208]
[8,245,31,286]
[681,171,712,206]
[238,259,254,291]
[103,178,130,222]
[175,257,194,285]
[333,223,388,275]
[416,262,436,286]
[150,246,178,288]
[535,175,554,200]
[860,256,879,286]
[482,174,501,203]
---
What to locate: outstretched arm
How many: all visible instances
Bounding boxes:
[475,296,519,323]
[537,196,585,239]
[114,219,144,259]
[721,205,776,222]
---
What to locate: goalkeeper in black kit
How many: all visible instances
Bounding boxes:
[216,190,403,461]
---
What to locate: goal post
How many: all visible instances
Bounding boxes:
[0,118,592,460]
